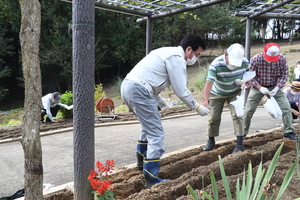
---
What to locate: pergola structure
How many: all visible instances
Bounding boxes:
[62,0,300,56]
[236,0,300,21]
[62,0,232,53]
[234,0,300,59]
[61,1,300,199]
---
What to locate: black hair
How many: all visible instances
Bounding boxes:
[297,61,300,64]
[53,92,61,99]
[179,33,207,52]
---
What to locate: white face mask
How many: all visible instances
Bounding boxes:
[291,90,299,95]
[186,55,197,66]
[227,63,237,70]
[297,64,300,68]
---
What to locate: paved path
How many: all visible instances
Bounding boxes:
[0,107,283,197]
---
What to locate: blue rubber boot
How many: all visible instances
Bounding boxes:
[136,140,147,170]
[143,159,167,187]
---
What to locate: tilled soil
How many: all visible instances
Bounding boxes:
[44,129,300,200]
[2,106,299,200]
[0,106,192,141]
[110,130,299,200]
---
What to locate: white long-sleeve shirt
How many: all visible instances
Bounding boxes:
[125,46,199,110]
[42,93,68,122]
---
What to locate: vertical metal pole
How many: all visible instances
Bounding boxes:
[146,17,153,55]
[73,0,95,199]
[244,18,252,105]
[245,18,252,61]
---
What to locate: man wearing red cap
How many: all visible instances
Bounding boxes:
[244,43,298,141]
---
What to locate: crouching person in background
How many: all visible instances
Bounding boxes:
[41,92,70,123]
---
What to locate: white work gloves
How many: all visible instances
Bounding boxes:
[269,86,279,96]
[196,105,210,116]
[63,104,73,110]
[157,98,170,110]
[66,105,73,110]
[259,86,270,95]
[234,79,244,86]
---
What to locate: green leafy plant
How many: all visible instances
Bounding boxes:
[187,142,297,200]
[94,83,106,105]
[115,105,129,113]
[88,160,115,200]
[59,91,73,118]
[0,108,23,126]
[0,119,21,126]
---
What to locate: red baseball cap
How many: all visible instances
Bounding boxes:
[263,43,280,62]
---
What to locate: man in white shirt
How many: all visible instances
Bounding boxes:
[41,92,71,123]
[121,33,209,187]
[294,61,300,79]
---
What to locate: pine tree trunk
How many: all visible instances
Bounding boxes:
[19,0,43,199]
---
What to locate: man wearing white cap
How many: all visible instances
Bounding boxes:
[244,43,298,141]
[202,43,249,154]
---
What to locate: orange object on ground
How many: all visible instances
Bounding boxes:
[95,97,115,114]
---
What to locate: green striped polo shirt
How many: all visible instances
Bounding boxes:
[206,54,249,96]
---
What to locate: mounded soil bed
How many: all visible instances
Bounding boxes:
[111,131,300,200]
[1,106,299,199]
[43,130,300,200]
[0,106,192,141]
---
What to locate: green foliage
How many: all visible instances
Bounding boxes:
[59,91,73,118]
[0,108,23,126]
[289,66,296,83]
[0,119,21,127]
[194,80,201,90]
[0,66,11,101]
[0,0,23,102]
[94,190,114,200]
[94,83,106,104]
[115,105,129,113]
[6,119,21,126]
[0,3,16,101]
[195,67,208,90]
[186,184,201,200]
[2,0,299,105]
[113,76,123,97]
[39,0,72,91]
[187,143,297,200]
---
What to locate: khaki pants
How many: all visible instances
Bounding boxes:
[244,86,294,135]
[207,90,244,137]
